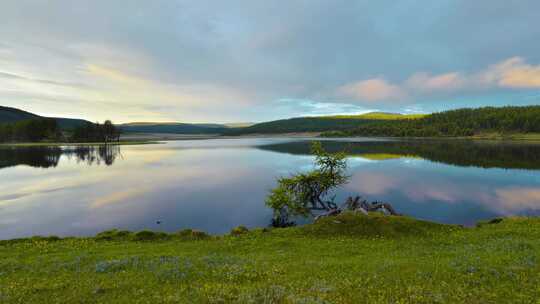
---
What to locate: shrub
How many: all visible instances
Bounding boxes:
[132,230,169,241]
[95,229,132,241]
[176,229,209,240]
[251,227,271,234]
[191,230,210,240]
[31,235,61,242]
[230,226,249,236]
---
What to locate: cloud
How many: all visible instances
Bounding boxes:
[480,57,540,88]
[1,1,540,120]
[338,57,540,105]
[271,98,374,118]
[337,78,406,102]
[405,72,465,92]
[0,71,89,88]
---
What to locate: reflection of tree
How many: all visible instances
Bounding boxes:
[0,145,121,170]
[0,147,62,169]
[258,140,540,170]
[64,145,120,166]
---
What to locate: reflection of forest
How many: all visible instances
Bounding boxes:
[258,140,540,170]
[0,145,121,170]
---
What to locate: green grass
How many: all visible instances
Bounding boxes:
[1,213,539,303]
[468,132,540,141]
[329,112,426,120]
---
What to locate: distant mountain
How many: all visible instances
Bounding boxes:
[119,122,228,134]
[0,106,90,129]
[224,112,425,135]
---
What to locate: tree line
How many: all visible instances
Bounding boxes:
[0,118,60,142]
[70,120,121,143]
[322,106,540,137]
[0,119,120,143]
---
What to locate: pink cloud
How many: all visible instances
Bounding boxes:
[406,72,465,91]
[336,56,540,104]
[481,57,540,88]
[337,78,406,102]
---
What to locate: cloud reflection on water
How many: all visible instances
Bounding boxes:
[1,139,540,238]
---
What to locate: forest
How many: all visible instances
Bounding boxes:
[70,120,121,143]
[0,118,61,142]
[0,119,120,143]
[323,106,540,137]
[224,112,422,135]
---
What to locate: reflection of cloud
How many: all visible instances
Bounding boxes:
[0,181,93,205]
[347,168,540,217]
[347,170,466,204]
[124,148,176,165]
[404,187,459,203]
[493,187,540,213]
[347,172,400,195]
[91,188,149,208]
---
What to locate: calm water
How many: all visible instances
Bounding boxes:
[1,138,540,239]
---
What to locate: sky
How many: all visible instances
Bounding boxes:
[1,0,540,123]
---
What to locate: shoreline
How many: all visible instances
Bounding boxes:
[122,132,540,142]
[2,132,540,147]
[0,213,511,242]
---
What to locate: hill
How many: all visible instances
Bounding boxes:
[0,106,232,135]
[0,106,39,122]
[119,122,228,134]
[323,106,540,138]
[0,106,90,130]
[225,112,423,135]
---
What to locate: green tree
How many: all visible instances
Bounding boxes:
[69,120,120,143]
[103,120,120,142]
[266,142,349,225]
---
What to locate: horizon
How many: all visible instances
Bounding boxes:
[1,1,540,123]
[6,104,533,125]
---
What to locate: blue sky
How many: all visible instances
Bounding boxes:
[1,0,540,123]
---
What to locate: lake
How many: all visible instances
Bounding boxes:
[1,138,540,240]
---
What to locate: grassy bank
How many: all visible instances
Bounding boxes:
[321,131,540,142]
[468,132,540,141]
[1,213,539,303]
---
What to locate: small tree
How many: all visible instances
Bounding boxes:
[266,142,349,225]
[103,120,119,143]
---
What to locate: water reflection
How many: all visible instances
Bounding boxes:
[0,147,62,169]
[258,139,540,170]
[0,145,121,169]
[0,138,539,239]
